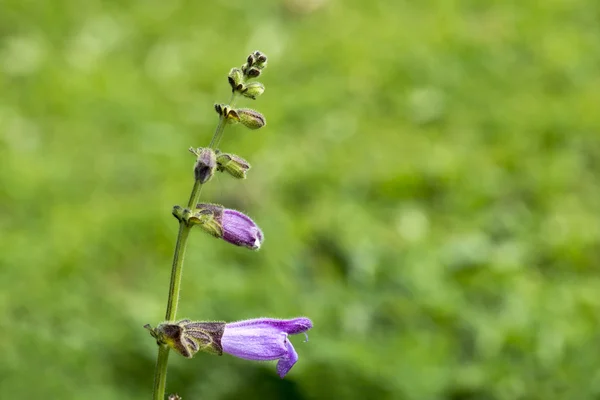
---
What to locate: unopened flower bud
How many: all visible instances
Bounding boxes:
[228,68,244,90]
[193,147,217,184]
[241,82,265,100]
[253,51,267,69]
[247,53,255,66]
[214,103,223,115]
[236,108,266,130]
[172,205,185,221]
[195,203,264,250]
[246,67,261,78]
[216,152,251,179]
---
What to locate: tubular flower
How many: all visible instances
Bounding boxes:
[222,209,263,250]
[145,317,312,378]
[221,317,313,378]
[191,204,264,250]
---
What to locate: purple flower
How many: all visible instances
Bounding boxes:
[193,204,264,250]
[222,209,264,250]
[221,317,313,378]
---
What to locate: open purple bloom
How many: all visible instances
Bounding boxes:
[222,209,263,250]
[221,317,313,378]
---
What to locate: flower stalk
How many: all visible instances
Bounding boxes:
[149,51,310,400]
[152,94,241,400]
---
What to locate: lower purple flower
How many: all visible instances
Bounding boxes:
[221,317,313,378]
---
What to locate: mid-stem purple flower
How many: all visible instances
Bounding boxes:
[221,317,313,378]
[222,209,264,250]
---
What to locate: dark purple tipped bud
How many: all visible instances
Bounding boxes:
[215,103,223,115]
[216,152,251,179]
[247,53,255,66]
[228,68,243,90]
[193,147,217,184]
[236,108,266,130]
[246,67,261,78]
[254,51,267,69]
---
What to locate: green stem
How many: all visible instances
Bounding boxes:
[151,86,239,400]
[208,115,226,149]
[209,92,238,150]
[187,180,203,210]
[152,345,170,400]
[164,223,191,320]
[152,222,191,400]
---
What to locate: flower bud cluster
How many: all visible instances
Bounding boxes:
[228,50,268,100]
[183,52,268,248]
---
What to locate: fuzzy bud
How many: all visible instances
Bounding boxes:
[214,103,223,115]
[241,82,265,100]
[195,203,264,250]
[246,67,261,78]
[228,68,244,90]
[247,53,256,66]
[193,147,217,184]
[253,51,268,69]
[236,108,266,130]
[216,152,251,179]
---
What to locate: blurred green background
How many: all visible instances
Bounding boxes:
[2,0,600,399]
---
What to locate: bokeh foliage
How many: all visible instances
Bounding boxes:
[1,0,600,399]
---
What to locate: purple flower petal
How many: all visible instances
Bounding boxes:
[221,317,312,377]
[222,209,264,250]
[276,339,298,378]
[222,325,287,361]
[226,317,312,335]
